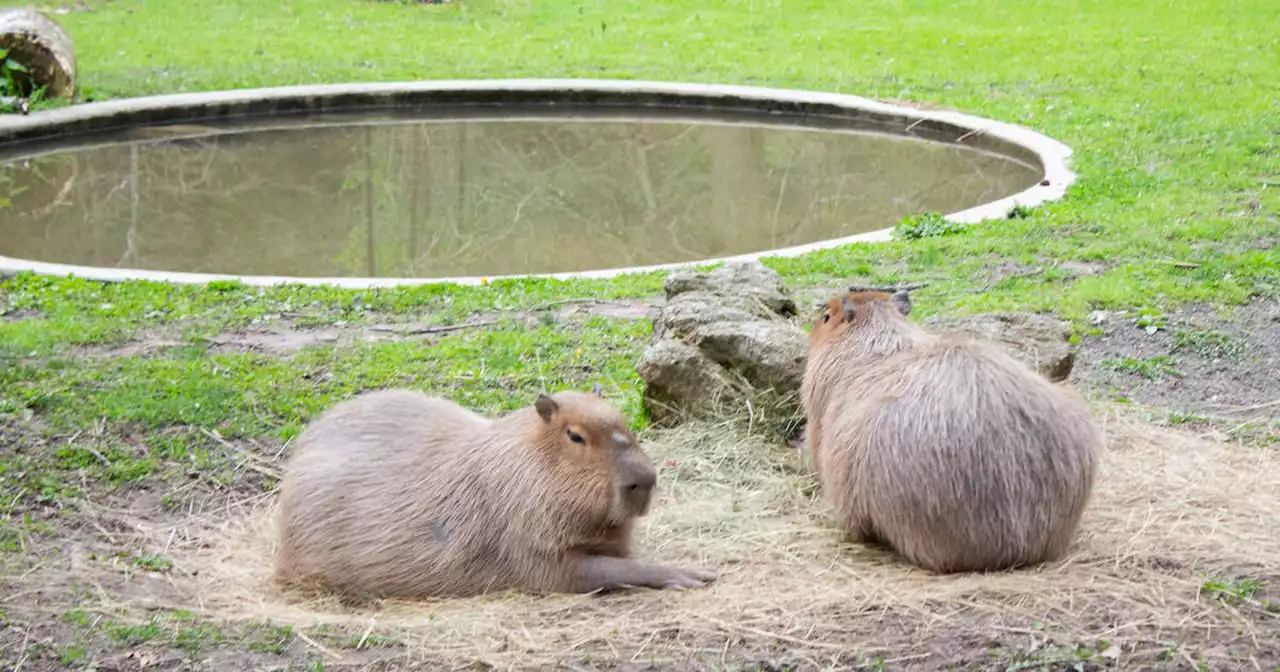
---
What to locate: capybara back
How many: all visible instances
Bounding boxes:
[802,290,1101,573]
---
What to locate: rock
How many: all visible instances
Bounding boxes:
[664,261,797,317]
[925,312,1077,382]
[689,321,808,393]
[652,290,772,341]
[635,339,738,426]
[638,260,805,433]
[661,268,711,298]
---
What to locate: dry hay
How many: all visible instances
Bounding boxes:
[88,404,1280,668]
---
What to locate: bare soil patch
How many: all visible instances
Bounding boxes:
[1074,297,1280,425]
[3,406,1278,670]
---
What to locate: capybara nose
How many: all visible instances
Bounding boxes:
[627,469,657,494]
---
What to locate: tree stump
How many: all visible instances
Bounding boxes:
[0,7,77,100]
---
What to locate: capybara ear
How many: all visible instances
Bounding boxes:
[841,295,857,322]
[535,394,558,423]
[590,382,604,398]
[891,289,912,316]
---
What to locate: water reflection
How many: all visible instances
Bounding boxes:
[0,114,1042,278]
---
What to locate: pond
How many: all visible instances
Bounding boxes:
[0,107,1043,280]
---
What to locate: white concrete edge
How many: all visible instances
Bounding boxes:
[0,78,1077,289]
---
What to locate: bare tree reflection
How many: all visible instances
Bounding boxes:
[0,117,1041,278]
[708,125,766,254]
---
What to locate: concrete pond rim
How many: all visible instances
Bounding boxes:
[0,78,1077,289]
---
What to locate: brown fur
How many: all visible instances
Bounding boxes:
[273,387,716,600]
[800,290,1101,573]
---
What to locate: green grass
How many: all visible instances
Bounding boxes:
[0,0,1275,348]
[1,0,1279,667]
[1202,577,1263,604]
[1100,354,1184,380]
[1172,327,1246,360]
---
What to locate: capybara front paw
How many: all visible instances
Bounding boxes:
[658,566,718,590]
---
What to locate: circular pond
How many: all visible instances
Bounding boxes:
[0,80,1073,287]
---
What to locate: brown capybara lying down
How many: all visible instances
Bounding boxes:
[274,385,716,600]
[801,288,1101,573]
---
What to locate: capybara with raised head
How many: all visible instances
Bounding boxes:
[273,385,716,600]
[800,288,1101,573]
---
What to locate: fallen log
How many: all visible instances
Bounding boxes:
[0,7,77,100]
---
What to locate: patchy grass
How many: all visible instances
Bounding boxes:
[891,211,973,241]
[1100,354,1184,380]
[2,0,1280,668]
[1172,328,1245,360]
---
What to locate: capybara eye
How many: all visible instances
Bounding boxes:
[822,313,830,323]
[567,429,586,444]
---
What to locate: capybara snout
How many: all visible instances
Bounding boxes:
[617,448,658,516]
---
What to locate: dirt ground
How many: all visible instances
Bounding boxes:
[1073,298,1280,439]
[2,299,1278,671]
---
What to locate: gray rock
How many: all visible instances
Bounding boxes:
[689,321,809,393]
[652,290,774,341]
[663,261,797,317]
[662,268,711,298]
[639,261,805,432]
[925,312,1077,382]
[635,339,738,426]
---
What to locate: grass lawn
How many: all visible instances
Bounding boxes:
[2,0,1279,669]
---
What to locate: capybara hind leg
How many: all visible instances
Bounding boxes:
[1035,525,1080,565]
[846,525,882,546]
[834,508,881,546]
[569,555,717,592]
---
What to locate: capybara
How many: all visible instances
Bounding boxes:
[273,385,716,599]
[800,288,1101,573]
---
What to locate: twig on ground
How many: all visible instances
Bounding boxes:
[1210,398,1280,414]
[295,629,344,661]
[367,320,499,335]
[11,624,32,671]
[529,298,646,312]
[700,616,857,652]
[879,653,934,666]
[80,443,113,467]
[200,428,281,479]
[531,298,610,311]
[957,265,1052,294]
[1152,259,1202,269]
[271,437,293,462]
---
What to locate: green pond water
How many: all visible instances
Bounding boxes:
[0,109,1042,278]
